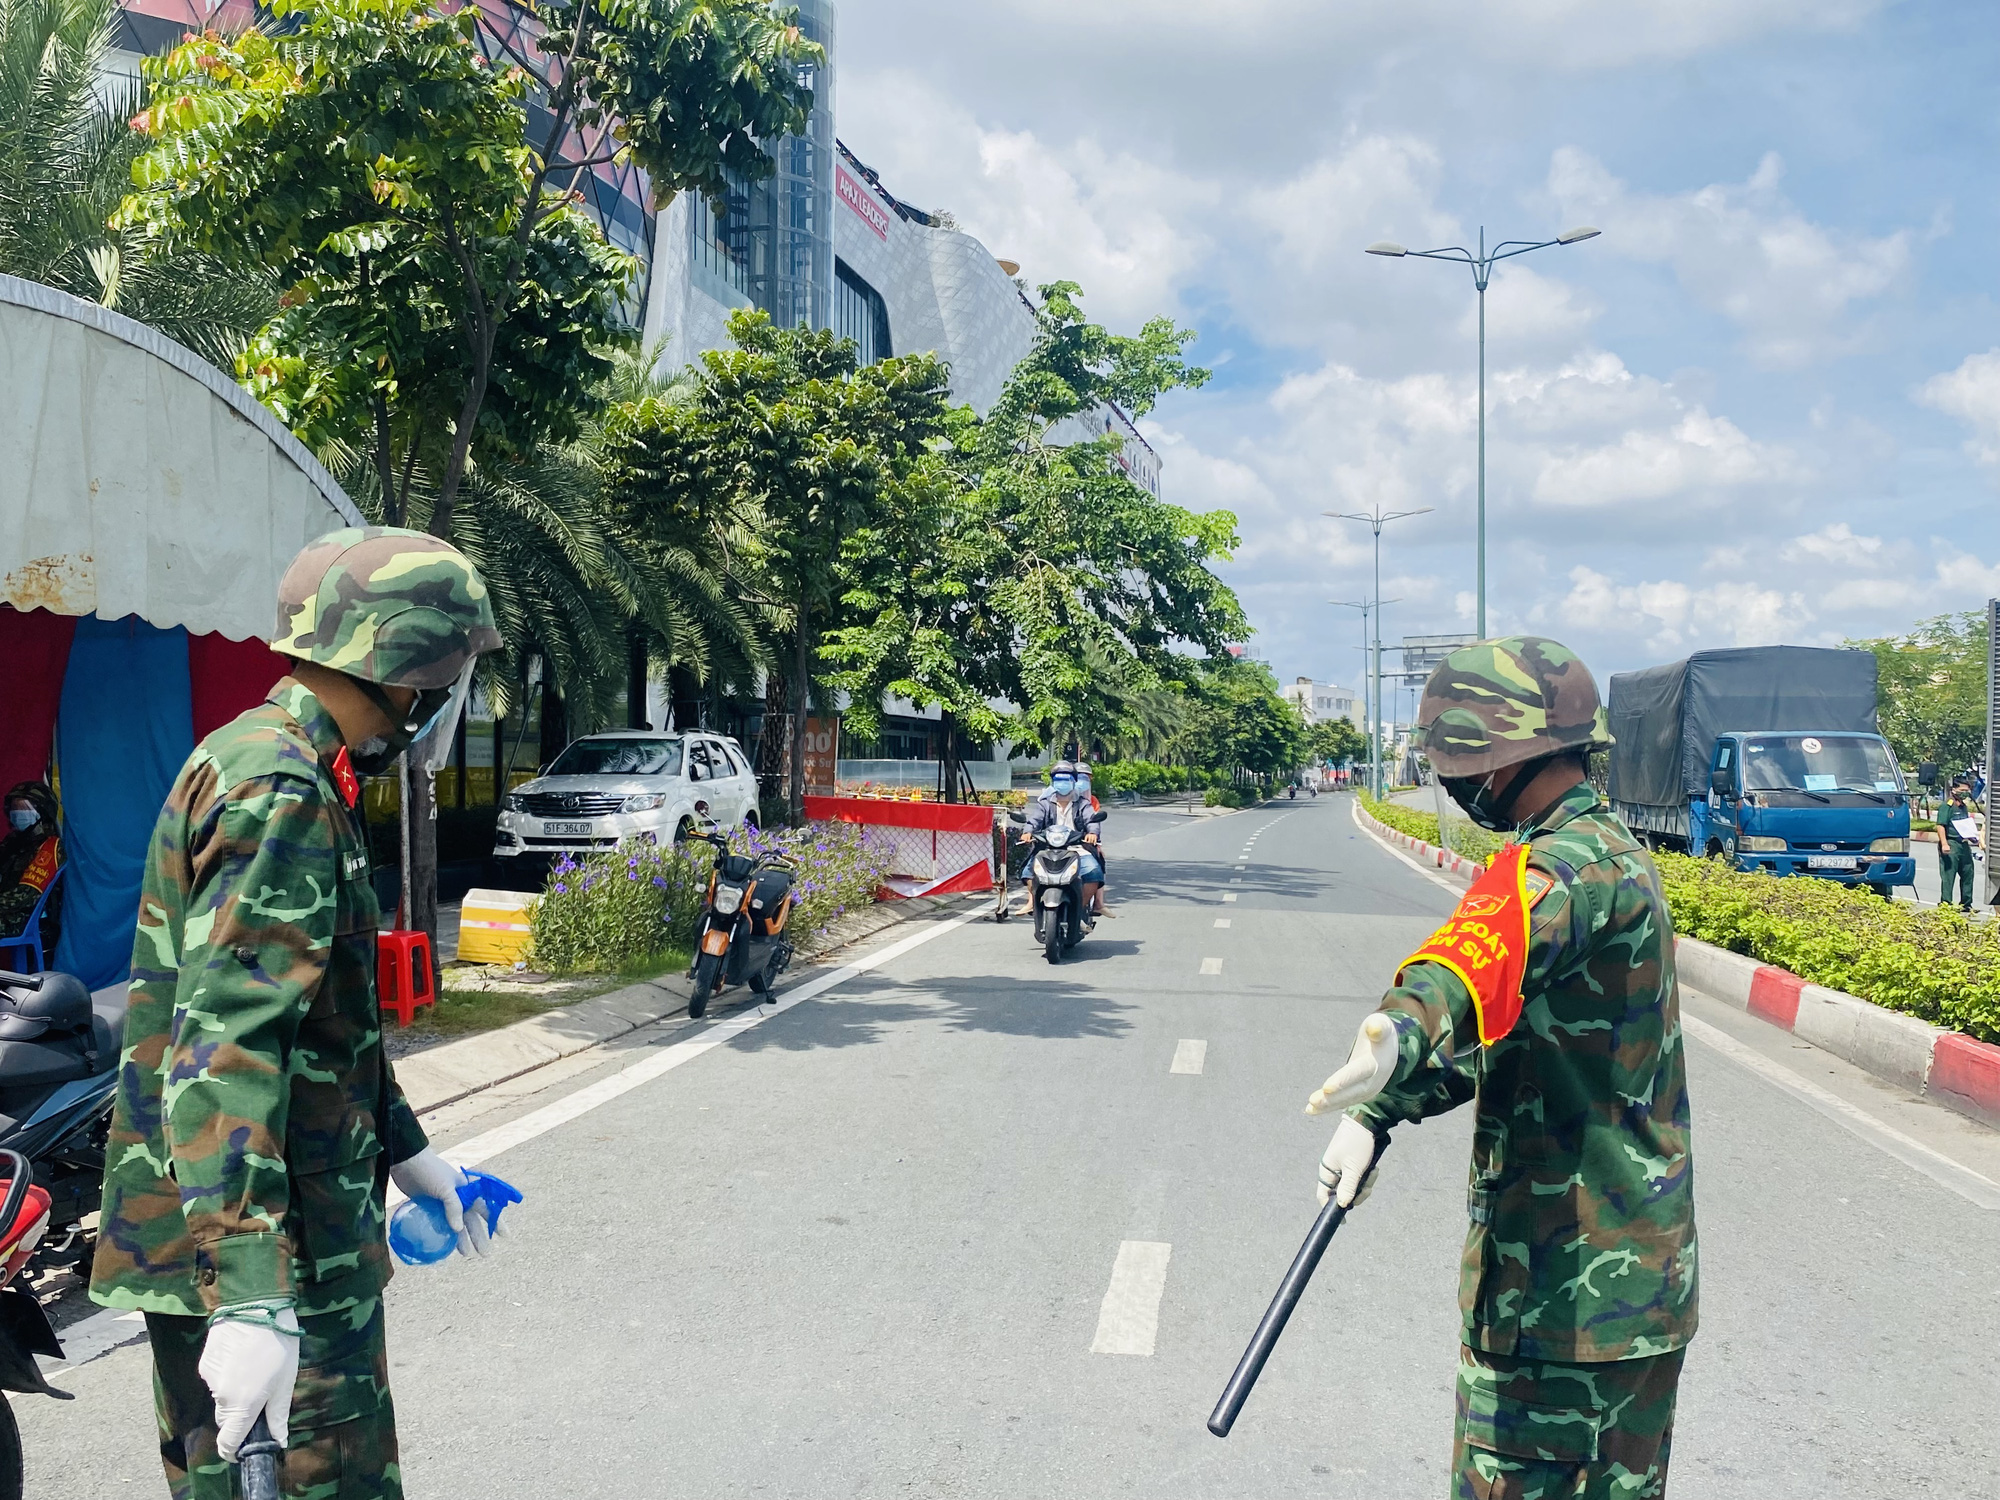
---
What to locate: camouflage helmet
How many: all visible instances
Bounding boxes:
[1416,635,1611,778]
[271,526,501,689]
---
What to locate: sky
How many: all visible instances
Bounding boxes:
[830,0,2000,712]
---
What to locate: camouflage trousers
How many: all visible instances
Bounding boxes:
[143,1297,401,1499]
[1452,1345,1684,1499]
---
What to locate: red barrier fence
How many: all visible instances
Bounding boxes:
[804,796,997,899]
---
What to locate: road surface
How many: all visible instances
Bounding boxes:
[29,795,2000,1497]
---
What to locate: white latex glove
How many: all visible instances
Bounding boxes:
[201,1308,300,1460]
[1304,1013,1400,1116]
[390,1148,492,1258]
[1317,1116,1386,1208]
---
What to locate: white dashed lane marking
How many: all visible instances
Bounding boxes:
[1090,1241,1173,1356]
[1221,893,1238,903]
[1200,957,1223,975]
[1171,1039,1208,1075]
[1214,918,1231,928]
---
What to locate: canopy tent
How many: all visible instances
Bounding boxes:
[0,274,361,988]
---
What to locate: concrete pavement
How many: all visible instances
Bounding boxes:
[28,796,2000,1498]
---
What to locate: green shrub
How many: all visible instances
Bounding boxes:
[1203,786,1254,809]
[1357,793,2000,1043]
[1656,852,2000,1044]
[528,821,894,975]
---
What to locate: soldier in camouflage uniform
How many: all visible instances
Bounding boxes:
[91,527,504,1498]
[1309,636,1697,1500]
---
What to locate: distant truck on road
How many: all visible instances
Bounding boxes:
[1606,646,1915,896]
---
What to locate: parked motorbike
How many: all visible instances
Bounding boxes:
[1008,812,1100,964]
[0,1144,68,1500]
[684,828,797,1019]
[0,970,117,1292]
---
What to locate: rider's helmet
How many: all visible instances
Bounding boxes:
[1415,636,1611,780]
[271,526,503,770]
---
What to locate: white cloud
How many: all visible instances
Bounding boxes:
[1915,350,2000,466]
[1555,565,1813,652]
[1549,149,1911,368]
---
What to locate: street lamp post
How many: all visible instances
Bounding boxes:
[1327,505,1432,797]
[1331,597,1397,795]
[1365,225,1600,639]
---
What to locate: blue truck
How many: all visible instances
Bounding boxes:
[1606,646,1915,895]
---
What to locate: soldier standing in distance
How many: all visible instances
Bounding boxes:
[91,527,504,1498]
[1309,637,1697,1499]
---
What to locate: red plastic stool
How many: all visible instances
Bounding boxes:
[376,930,435,1026]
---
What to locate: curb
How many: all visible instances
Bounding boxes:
[1351,800,2000,1130]
[396,891,984,1117]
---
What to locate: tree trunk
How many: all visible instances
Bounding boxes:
[940,709,959,803]
[626,629,650,729]
[757,668,789,822]
[789,600,810,826]
[408,764,440,982]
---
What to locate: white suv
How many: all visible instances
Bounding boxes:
[493,730,761,870]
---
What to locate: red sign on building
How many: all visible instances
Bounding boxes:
[836,168,892,241]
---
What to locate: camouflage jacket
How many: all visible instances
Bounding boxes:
[1354,783,1698,1363]
[90,679,426,1319]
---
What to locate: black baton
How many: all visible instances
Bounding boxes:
[236,1414,283,1500]
[1207,1132,1388,1438]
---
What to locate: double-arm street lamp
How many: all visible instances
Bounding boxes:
[1327,505,1432,797]
[1330,596,1397,797]
[1365,225,1600,639]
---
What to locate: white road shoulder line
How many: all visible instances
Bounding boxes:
[47,906,988,1376]
[1090,1240,1172,1355]
[1681,1013,2000,1212]
[1171,1039,1208,1075]
[1348,798,1464,896]
[1200,957,1223,975]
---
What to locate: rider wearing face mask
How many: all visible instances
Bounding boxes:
[1025,761,1106,923]
[91,527,504,1498]
[0,780,62,948]
[1305,637,1697,1500]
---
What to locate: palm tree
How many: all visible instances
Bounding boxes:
[0,0,274,367]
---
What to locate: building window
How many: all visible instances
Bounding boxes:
[690,173,752,300]
[834,259,892,365]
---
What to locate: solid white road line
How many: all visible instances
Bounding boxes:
[1200,957,1223,975]
[1171,1040,1208,1075]
[1214,918,1231,928]
[1090,1240,1173,1356]
[1348,797,1464,896]
[47,905,989,1376]
[1681,1013,2000,1212]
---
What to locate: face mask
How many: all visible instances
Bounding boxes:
[349,662,476,778]
[1050,776,1076,796]
[1442,772,1517,832]
[1076,776,1092,797]
[7,809,37,833]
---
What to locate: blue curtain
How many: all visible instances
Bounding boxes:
[53,615,193,990]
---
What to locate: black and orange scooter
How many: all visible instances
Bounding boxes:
[684,827,798,1019]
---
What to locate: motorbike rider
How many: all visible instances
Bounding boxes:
[1023,762,1105,924]
[1306,637,1697,1499]
[0,781,61,947]
[90,527,505,1498]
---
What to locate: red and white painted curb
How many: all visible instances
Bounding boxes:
[1353,799,2000,1130]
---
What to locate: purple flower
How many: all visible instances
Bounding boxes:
[652,876,667,889]
[554,882,569,894]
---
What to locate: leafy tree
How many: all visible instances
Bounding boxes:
[1847,612,1991,775]
[1169,659,1305,782]
[123,0,820,529]
[602,309,954,822]
[825,282,1246,795]
[0,0,273,365]
[1306,716,1367,768]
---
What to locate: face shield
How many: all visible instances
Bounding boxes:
[350,661,478,777]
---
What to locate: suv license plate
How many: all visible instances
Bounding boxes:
[544,821,595,837]
[1806,854,1857,870]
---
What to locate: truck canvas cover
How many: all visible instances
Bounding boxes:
[1606,646,1880,810]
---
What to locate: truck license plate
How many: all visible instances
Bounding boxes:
[1806,854,1857,870]
[544,821,594,837]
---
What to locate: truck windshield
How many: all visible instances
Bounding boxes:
[548,737,683,776]
[1740,736,1902,794]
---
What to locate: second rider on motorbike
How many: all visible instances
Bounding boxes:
[1022,762,1104,926]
